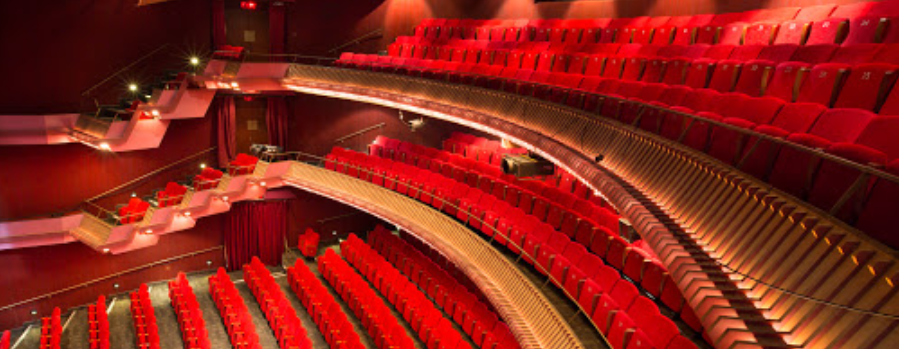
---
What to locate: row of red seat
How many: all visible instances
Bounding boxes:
[441,132,604,203]
[229,154,259,176]
[129,285,160,349]
[168,273,212,349]
[297,228,320,258]
[317,249,418,349]
[286,256,365,349]
[323,146,701,337]
[193,167,224,191]
[411,2,898,46]
[341,233,479,349]
[242,257,313,349]
[0,330,9,349]
[366,137,619,227]
[87,295,110,349]
[365,227,521,349]
[208,268,263,349]
[118,197,150,224]
[340,45,899,246]
[38,307,61,349]
[157,182,188,208]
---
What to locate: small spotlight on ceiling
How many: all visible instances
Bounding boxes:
[98,142,111,151]
[128,84,138,92]
[190,57,200,66]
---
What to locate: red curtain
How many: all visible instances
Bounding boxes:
[212,0,226,49]
[216,96,237,166]
[266,97,289,148]
[224,201,288,271]
[269,3,286,60]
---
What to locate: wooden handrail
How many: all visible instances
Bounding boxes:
[81,44,171,97]
[0,246,222,312]
[335,122,385,143]
[84,147,216,203]
[328,28,385,54]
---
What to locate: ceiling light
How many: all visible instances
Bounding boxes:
[128,84,138,92]
[190,57,200,66]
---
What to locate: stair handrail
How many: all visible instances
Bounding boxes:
[335,122,385,143]
[81,44,172,98]
[328,28,385,54]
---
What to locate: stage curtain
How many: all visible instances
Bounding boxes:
[212,0,226,49]
[266,97,289,148]
[216,96,237,166]
[224,201,288,270]
[269,3,286,60]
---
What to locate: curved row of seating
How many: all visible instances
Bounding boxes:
[365,226,524,349]
[286,256,366,349]
[337,21,899,247]
[168,273,212,349]
[409,2,898,47]
[341,232,479,349]
[130,285,160,349]
[208,268,263,349]
[322,146,703,339]
[242,257,313,349]
[317,249,417,349]
[440,132,607,207]
[87,295,110,349]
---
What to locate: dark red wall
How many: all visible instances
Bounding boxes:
[0,214,225,331]
[0,0,211,113]
[0,110,217,221]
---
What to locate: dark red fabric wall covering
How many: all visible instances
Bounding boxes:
[216,96,238,165]
[270,3,286,56]
[0,214,225,331]
[266,97,290,148]
[0,113,217,221]
[0,0,211,114]
[224,200,288,271]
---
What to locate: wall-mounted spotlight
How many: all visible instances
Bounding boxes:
[190,57,200,66]
[128,84,138,92]
[151,109,160,117]
[102,248,110,253]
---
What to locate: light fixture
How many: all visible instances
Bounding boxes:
[240,1,257,10]
[145,229,153,234]
[98,142,111,151]
[102,248,110,253]
[144,94,152,99]
[200,163,206,169]
[222,196,229,202]
[230,82,239,88]
[113,283,119,289]
[184,211,192,217]
[332,231,337,236]
[151,110,160,117]
[131,192,137,197]
[31,310,37,316]
[206,260,212,266]
[259,181,267,187]
[128,84,138,92]
[190,57,200,66]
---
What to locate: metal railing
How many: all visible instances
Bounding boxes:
[328,28,385,54]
